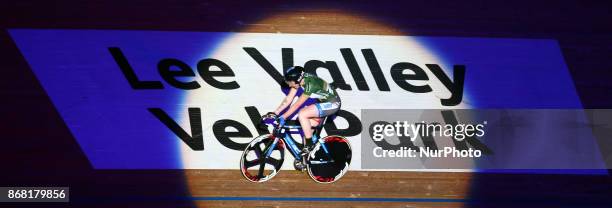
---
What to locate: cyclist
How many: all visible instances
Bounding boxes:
[267,66,341,151]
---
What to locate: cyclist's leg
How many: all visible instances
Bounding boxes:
[298,102,341,147]
[297,104,319,146]
[309,118,321,127]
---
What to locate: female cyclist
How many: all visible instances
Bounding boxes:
[266,66,341,150]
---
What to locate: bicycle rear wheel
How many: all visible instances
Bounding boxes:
[240,134,285,182]
[306,135,352,183]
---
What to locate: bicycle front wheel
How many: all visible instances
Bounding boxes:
[240,134,285,182]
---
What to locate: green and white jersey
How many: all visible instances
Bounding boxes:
[301,73,339,103]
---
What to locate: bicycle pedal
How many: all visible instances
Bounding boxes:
[293,160,306,172]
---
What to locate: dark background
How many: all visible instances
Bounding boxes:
[1,0,611,207]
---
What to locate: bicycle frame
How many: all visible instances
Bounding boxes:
[264,123,331,162]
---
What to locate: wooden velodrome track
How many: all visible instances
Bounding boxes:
[186,170,470,207]
[2,1,612,207]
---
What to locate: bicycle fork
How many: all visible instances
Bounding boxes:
[264,136,280,158]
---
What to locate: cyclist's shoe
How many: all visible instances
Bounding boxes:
[301,147,311,155]
[302,139,315,153]
[301,145,314,158]
[298,145,314,173]
[293,160,306,172]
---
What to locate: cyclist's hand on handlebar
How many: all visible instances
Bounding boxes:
[261,112,277,125]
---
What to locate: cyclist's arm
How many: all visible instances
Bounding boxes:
[280,94,309,120]
[274,87,298,115]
